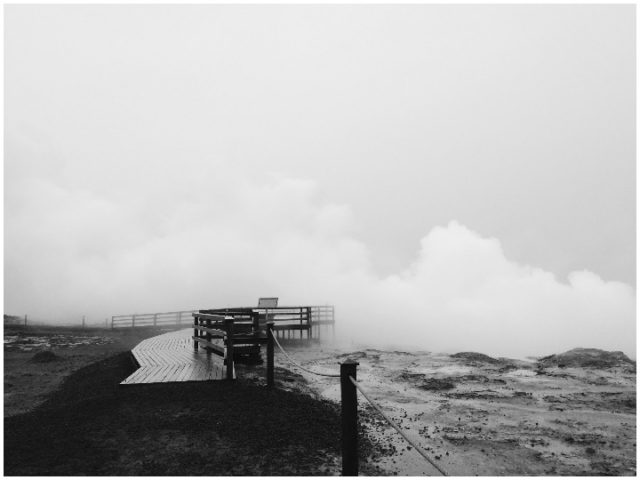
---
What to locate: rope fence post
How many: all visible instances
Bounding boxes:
[267,321,275,387]
[225,317,235,381]
[340,360,359,476]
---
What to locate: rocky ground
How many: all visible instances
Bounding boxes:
[277,344,636,476]
[4,325,636,475]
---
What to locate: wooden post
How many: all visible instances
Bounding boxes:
[194,315,199,351]
[252,312,259,334]
[153,313,157,327]
[225,317,235,380]
[205,318,212,355]
[307,307,312,341]
[177,311,182,325]
[341,360,359,476]
[132,314,136,328]
[300,308,303,339]
[82,315,85,329]
[266,321,274,387]
[24,314,27,327]
[111,316,115,329]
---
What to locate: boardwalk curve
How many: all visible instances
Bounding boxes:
[121,328,231,385]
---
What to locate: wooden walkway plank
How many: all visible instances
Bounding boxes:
[121,328,227,385]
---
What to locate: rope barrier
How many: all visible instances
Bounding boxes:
[349,376,448,476]
[268,330,448,475]
[270,330,340,378]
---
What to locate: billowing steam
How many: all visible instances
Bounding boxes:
[5,165,635,359]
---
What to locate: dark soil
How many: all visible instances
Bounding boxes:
[4,352,378,476]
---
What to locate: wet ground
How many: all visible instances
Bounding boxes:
[4,326,635,475]
[277,343,636,476]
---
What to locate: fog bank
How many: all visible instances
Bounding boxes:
[5,168,635,358]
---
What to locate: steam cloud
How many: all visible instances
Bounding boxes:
[5,166,635,359]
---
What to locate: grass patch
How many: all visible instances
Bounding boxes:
[5,352,356,475]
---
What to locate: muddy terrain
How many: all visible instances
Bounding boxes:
[279,344,636,475]
[4,325,636,475]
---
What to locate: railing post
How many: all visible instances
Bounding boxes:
[225,317,235,381]
[111,316,114,329]
[194,315,199,351]
[307,307,312,341]
[132,314,136,328]
[341,360,359,476]
[153,313,157,326]
[205,318,212,355]
[252,312,260,334]
[266,321,275,387]
[177,311,182,325]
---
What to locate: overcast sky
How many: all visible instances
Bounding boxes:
[4,5,635,357]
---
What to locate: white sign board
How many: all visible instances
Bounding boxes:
[258,297,279,308]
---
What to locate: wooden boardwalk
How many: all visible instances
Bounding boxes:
[121,328,231,385]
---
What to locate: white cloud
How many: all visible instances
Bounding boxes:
[5,169,635,358]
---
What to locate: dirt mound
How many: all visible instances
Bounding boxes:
[30,351,59,363]
[451,352,501,365]
[398,372,456,390]
[537,348,635,369]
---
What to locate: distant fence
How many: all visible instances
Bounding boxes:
[6,315,112,329]
[111,306,335,337]
[111,310,197,329]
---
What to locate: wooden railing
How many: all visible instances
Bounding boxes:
[192,313,238,380]
[191,305,335,369]
[111,310,196,329]
[198,305,335,340]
